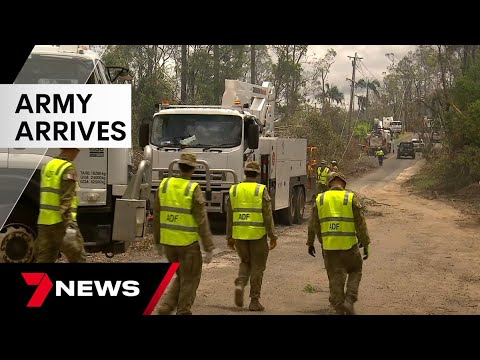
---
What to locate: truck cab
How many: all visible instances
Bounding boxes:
[144,106,257,214]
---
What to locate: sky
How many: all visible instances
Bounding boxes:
[306,45,417,109]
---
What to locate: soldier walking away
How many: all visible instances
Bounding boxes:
[316,160,330,195]
[154,153,215,315]
[330,160,338,172]
[307,172,371,315]
[227,161,278,311]
[34,148,86,263]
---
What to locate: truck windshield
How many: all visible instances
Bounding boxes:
[14,54,94,84]
[151,114,242,148]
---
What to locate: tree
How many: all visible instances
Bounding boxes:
[271,45,308,117]
[325,84,344,105]
[307,48,337,112]
[181,45,187,103]
[356,78,380,121]
[102,45,177,147]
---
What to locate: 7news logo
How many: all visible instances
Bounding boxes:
[22,273,140,308]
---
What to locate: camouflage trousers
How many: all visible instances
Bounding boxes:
[235,236,269,300]
[323,245,363,311]
[161,241,203,315]
[34,222,87,263]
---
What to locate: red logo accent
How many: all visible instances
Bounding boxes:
[143,263,180,315]
[22,273,53,307]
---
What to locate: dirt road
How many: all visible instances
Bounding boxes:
[90,151,480,315]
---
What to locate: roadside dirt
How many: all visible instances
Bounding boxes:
[90,157,480,315]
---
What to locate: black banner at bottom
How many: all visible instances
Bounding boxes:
[0,263,178,318]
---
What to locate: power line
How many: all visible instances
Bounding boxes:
[341,105,362,161]
[358,59,376,79]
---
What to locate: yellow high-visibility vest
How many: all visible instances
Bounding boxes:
[317,167,330,185]
[38,159,78,225]
[316,190,357,250]
[229,182,266,240]
[158,177,199,246]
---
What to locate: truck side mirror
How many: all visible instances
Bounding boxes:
[139,121,150,148]
[247,123,259,149]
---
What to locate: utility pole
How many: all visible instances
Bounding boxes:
[347,53,362,135]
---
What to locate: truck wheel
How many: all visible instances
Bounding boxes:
[278,190,295,226]
[294,187,305,224]
[0,203,37,263]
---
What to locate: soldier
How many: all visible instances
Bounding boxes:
[34,148,86,263]
[316,160,330,195]
[330,160,339,172]
[227,161,278,311]
[307,172,371,315]
[154,153,215,315]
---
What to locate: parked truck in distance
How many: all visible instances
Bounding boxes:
[364,129,392,155]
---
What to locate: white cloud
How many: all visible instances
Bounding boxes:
[305,45,417,109]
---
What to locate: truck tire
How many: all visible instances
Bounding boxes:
[294,186,305,224]
[0,203,36,263]
[278,190,295,226]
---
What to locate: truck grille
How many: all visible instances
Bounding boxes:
[155,170,231,190]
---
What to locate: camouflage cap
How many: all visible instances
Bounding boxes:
[320,159,327,165]
[327,171,347,185]
[244,161,261,174]
[178,153,197,167]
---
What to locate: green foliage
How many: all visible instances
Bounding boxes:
[303,284,319,293]
[282,109,344,162]
[102,45,177,147]
[353,122,371,137]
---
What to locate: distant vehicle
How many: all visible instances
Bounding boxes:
[390,121,403,134]
[397,142,415,159]
[382,116,394,130]
[432,132,442,143]
[411,138,425,152]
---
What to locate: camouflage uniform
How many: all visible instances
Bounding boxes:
[226,161,278,311]
[34,156,86,263]
[153,153,215,315]
[307,172,370,314]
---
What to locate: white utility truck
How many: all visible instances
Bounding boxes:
[139,79,308,225]
[0,45,151,263]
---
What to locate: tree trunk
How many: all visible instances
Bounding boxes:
[250,45,256,85]
[213,45,220,104]
[181,45,188,103]
[366,85,369,121]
